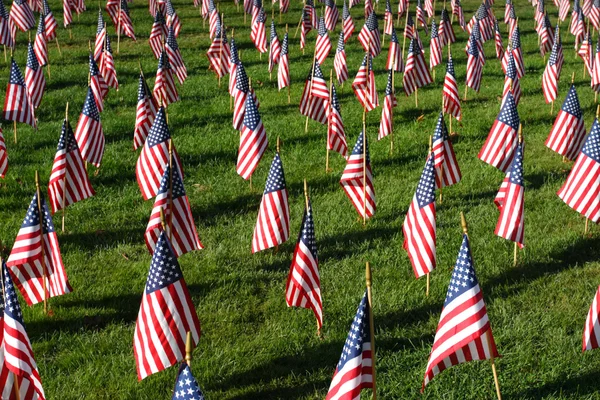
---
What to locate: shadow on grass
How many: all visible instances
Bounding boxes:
[193,192,260,227]
[514,370,600,399]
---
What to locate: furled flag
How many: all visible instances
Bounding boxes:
[25,42,45,110]
[252,152,290,252]
[494,139,524,247]
[573,6,585,47]
[165,26,186,84]
[133,231,201,381]
[542,29,564,103]
[443,54,461,121]
[465,21,485,66]
[358,11,381,57]
[7,191,71,306]
[9,0,34,32]
[278,33,290,90]
[591,0,600,30]
[251,6,267,53]
[424,0,433,17]
[583,286,600,351]
[479,92,519,172]
[117,0,136,40]
[364,0,373,18]
[384,0,393,35]
[300,61,329,124]
[342,0,355,42]
[2,263,46,399]
[33,15,47,67]
[237,94,268,180]
[403,152,436,278]
[206,22,230,79]
[432,112,461,187]
[502,52,521,106]
[89,53,108,113]
[430,19,442,70]
[352,53,378,111]
[165,0,181,37]
[106,0,119,27]
[42,0,56,40]
[546,85,586,161]
[0,0,12,48]
[134,72,157,150]
[136,107,183,200]
[94,10,106,62]
[404,14,414,41]
[494,18,504,59]
[504,0,512,23]
[404,38,432,96]
[325,291,373,400]
[268,20,280,74]
[325,0,339,31]
[327,83,347,157]
[145,164,203,256]
[172,363,205,399]
[438,8,456,47]
[280,0,289,13]
[300,8,310,49]
[398,0,407,17]
[306,0,317,28]
[0,128,6,177]
[74,87,104,168]
[154,50,179,106]
[340,131,376,219]
[208,0,218,38]
[578,32,593,75]
[334,30,348,83]
[378,70,397,141]
[559,0,570,21]
[3,59,36,129]
[228,38,239,95]
[100,35,118,90]
[422,233,499,390]
[149,9,166,59]
[416,0,428,33]
[593,41,600,93]
[48,117,94,213]
[232,62,254,130]
[539,13,554,56]
[314,17,331,66]
[454,0,465,30]
[386,27,403,71]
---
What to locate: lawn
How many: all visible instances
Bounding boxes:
[0,0,599,398]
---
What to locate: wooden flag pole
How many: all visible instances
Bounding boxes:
[55,37,62,55]
[167,139,174,241]
[326,70,333,172]
[62,102,69,233]
[365,262,377,400]
[305,43,318,133]
[230,29,235,111]
[287,24,291,104]
[390,61,395,155]
[117,0,122,54]
[218,14,225,87]
[401,10,409,62]
[185,331,193,366]
[415,87,418,107]
[13,120,16,144]
[426,135,433,297]
[35,171,49,315]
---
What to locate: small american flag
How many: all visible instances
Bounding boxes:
[48,118,95,213]
[454,0,465,30]
[546,85,587,161]
[166,26,186,84]
[268,20,280,73]
[327,83,347,157]
[117,0,136,41]
[583,286,600,351]
[252,152,290,252]
[502,52,521,106]
[325,0,339,31]
[502,26,524,77]
[88,53,107,111]
[277,33,290,90]
[422,233,499,390]
[207,22,230,79]
[25,41,45,110]
[465,22,485,66]
[333,30,348,83]
[398,0,407,17]
[494,141,524,247]
[384,0,393,35]
[593,41,600,93]
[149,9,166,59]
[342,0,355,42]
[134,72,157,150]
[9,0,34,32]
[33,15,47,67]
[352,53,378,112]
[591,0,600,29]
[443,54,461,120]
[416,0,428,33]
[307,0,318,27]
[465,33,483,92]
[386,27,403,71]
[358,11,381,57]
[232,62,251,130]
[228,38,239,94]
[74,87,104,168]
[424,0,433,17]
[432,112,461,188]
[106,0,119,26]
[0,0,12,48]
[94,10,106,62]
[542,29,564,103]
[479,92,520,172]
[251,5,267,53]
[539,14,554,56]
[2,263,46,399]
[430,19,442,70]
[403,38,432,96]
[172,363,205,399]
[504,0,511,22]
[325,291,373,399]
[208,0,218,38]
[133,231,201,381]
[299,61,329,124]
[3,59,36,129]
[316,17,331,65]
[403,153,436,278]
[166,0,181,37]
[154,50,179,105]
[438,8,456,47]
[340,131,376,219]
[42,0,56,40]
[7,191,72,306]
[378,69,396,141]
[559,0,569,20]
[300,8,310,49]
[0,127,7,177]
[237,93,268,180]
[494,18,504,59]
[578,32,593,75]
[100,35,119,90]
[145,163,203,257]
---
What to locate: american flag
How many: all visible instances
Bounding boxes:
[149,9,166,59]
[384,0,393,35]
[172,363,206,399]
[117,0,136,40]
[74,87,104,168]
[268,20,280,73]
[398,0,407,17]
[578,33,593,75]
[424,0,433,17]
[207,22,230,79]
[432,112,461,188]
[252,152,289,252]
[535,0,545,25]
[285,197,322,329]
[591,0,600,29]
[571,0,581,31]
[546,85,586,161]
[0,0,12,48]
[277,33,290,90]
[404,14,414,39]
[208,0,218,38]
[106,0,119,26]
[583,286,600,351]
[502,52,521,106]
[342,0,355,42]
[358,11,381,57]
[325,291,373,400]
[251,6,267,53]
[0,128,7,177]
[100,35,118,90]
[3,59,36,129]
[300,8,310,49]
[438,9,455,47]
[430,19,442,70]
[494,141,524,247]
[403,153,436,278]
[94,10,106,62]
[494,18,504,59]
[327,83,347,157]
[133,231,201,381]
[280,0,288,13]
[479,92,520,172]
[574,9,585,46]
[316,17,331,65]
[364,0,373,18]
[334,31,348,83]
[422,233,499,389]
[352,53,378,112]
[242,0,252,16]
[25,42,45,110]
[228,38,239,94]
[454,0,465,30]
[539,14,554,56]
[33,15,47,67]
[42,0,56,40]
[559,0,570,20]
[465,22,485,66]
[542,30,564,103]
[154,50,179,105]
[378,69,396,141]
[340,131,376,219]
[306,0,318,27]
[299,61,329,124]
[325,0,339,31]
[467,3,493,41]
[48,118,95,214]
[416,0,428,33]
[237,94,268,180]
[232,62,251,130]
[403,38,432,96]
[9,0,34,32]
[504,0,511,23]
[584,0,592,17]
[165,0,181,37]
[2,263,46,399]
[89,52,108,113]
[134,72,157,150]
[386,27,403,71]
[145,164,203,257]
[165,26,186,84]
[7,191,72,306]
[443,54,461,121]
[593,41,600,92]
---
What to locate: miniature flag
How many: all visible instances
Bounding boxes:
[154,50,179,106]
[33,15,47,67]
[386,26,403,71]
[3,59,36,129]
[479,92,519,172]
[237,94,268,180]
[358,11,381,57]
[74,87,104,168]
[342,0,355,41]
[327,83,347,158]
[149,9,166,59]
[134,72,158,150]
[502,52,521,106]
[403,38,432,96]
[9,0,34,32]
[430,19,442,70]
[340,131,376,219]
[94,10,106,62]
[378,69,396,141]
[546,85,586,161]
[171,363,205,399]
[443,55,461,120]
[334,31,348,84]
[432,112,461,188]
[89,53,108,112]
[299,61,329,124]
[278,33,290,90]
[583,286,600,351]
[352,53,378,111]
[25,41,45,110]
[166,26,187,84]
[542,29,564,103]
[206,22,230,79]
[268,20,281,73]
[325,0,339,31]
[315,17,331,65]
[100,35,118,90]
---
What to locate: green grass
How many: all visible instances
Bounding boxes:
[1,0,600,398]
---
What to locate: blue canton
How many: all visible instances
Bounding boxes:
[561,85,582,118]
[57,119,78,153]
[36,14,45,35]
[154,8,165,24]
[157,164,186,199]
[342,0,350,20]
[105,35,113,54]
[147,107,171,147]
[313,61,325,79]
[496,92,519,129]
[96,9,105,34]
[89,52,101,77]
[243,94,261,130]
[446,54,456,77]
[390,26,398,44]
[281,33,288,55]
[145,231,182,294]
[82,87,100,121]
[433,112,448,142]
[441,8,450,23]
[264,153,286,194]
[351,131,370,164]
[299,199,318,259]
[508,142,524,186]
[167,26,180,49]
[583,118,600,162]
[336,30,344,52]
[158,50,172,71]
[331,84,341,112]
[166,0,176,17]
[385,69,393,96]
[270,20,278,43]
[20,192,55,233]
[137,73,148,102]
[467,33,479,57]
[511,26,521,50]
[366,10,378,31]
[172,363,205,400]
[230,38,240,64]
[430,19,438,39]
[335,291,371,371]
[9,59,26,86]
[443,235,479,307]
[235,63,249,93]
[416,154,436,208]
[318,16,327,36]
[506,52,517,80]
[26,42,39,71]
[3,263,24,326]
